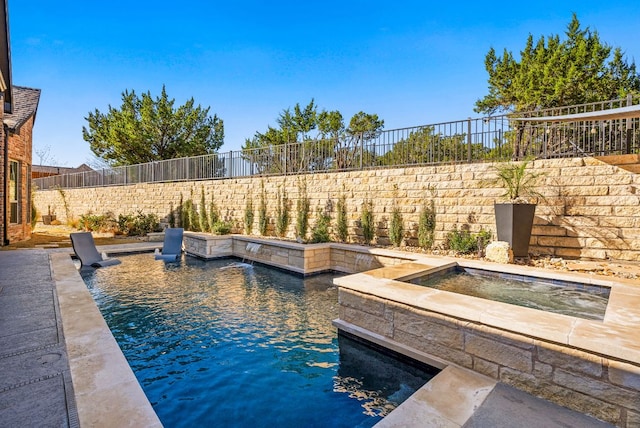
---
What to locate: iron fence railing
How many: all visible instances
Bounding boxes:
[34,97,640,190]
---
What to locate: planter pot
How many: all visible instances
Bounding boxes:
[494,203,536,258]
[42,215,56,225]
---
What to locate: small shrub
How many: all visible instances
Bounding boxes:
[211,220,232,235]
[418,199,436,249]
[310,208,331,243]
[200,187,210,233]
[336,193,348,243]
[187,190,199,232]
[79,212,117,232]
[118,211,161,236]
[209,199,220,229]
[360,199,374,245]
[244,196,254,235]
[296,179,311,241]
[258,181,268,236]
[168,203,176,228]
[178,193,186,229]
[275,185,290,237]
[446,227,492,254]
[389,206,404,247]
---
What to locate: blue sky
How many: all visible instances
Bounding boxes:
[9,0,640,167]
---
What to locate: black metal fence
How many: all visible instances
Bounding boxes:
[34,97,640,190]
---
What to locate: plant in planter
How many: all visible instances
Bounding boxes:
[492,158,544,257]
[42,205,56,225]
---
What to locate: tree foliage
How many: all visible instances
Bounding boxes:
[242,99,384,173]
[475,14,640,115]
[83,86,224,166]
[378,126,489,165]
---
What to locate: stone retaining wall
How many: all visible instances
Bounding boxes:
[34,155,640,261]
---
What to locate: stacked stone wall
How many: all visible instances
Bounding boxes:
[34,155,640,261]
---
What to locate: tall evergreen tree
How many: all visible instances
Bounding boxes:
[475,14,640,115]
[84,86,224,166]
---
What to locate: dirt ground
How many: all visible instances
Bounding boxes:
[1,224,144,250]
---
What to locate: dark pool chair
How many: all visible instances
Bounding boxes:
[70,232,122,268]
[154,228,184,261]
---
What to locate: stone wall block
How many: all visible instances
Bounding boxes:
[465,334,533,373]
[553,368,640,411]
[341,306,393,337]
[338,290,386,317]
[608,360,640,390]
[393,310,464,349]
[536,343,603,377]
[393,329,473,368]
[473,357,500,379]
[500,367,622,426]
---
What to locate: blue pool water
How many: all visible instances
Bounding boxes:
[81,254,437,427]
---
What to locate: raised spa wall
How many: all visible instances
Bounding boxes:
[182,233,640,427]
[334,261,640,428]
[183,232,414,274]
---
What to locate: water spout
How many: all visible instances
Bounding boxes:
[354,253,374,272]
[246,242,262,255]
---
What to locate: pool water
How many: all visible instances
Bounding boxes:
[81,254,437,427]
[410,267,610,320]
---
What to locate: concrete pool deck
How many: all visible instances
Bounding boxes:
[0,243,629,427]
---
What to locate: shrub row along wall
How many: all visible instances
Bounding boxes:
[34,154,640,262]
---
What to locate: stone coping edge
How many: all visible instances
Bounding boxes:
[50,252,162,427]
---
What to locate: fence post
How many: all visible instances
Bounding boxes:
[359,133,363,169]
[467,118,472,162]
[626,94,633,154]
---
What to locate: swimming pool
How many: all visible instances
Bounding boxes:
[81,254,437,427]
[409,266,610,320]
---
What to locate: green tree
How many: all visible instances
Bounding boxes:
[84,86,224,166]
[242,100,384,173]
[379,126,488,165]
[475,14,640,115]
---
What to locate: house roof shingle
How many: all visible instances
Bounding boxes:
[4,85,41,131]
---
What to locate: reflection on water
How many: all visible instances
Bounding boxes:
[411,268,610,320]
[335,334,438,418]
[81,254,435,428]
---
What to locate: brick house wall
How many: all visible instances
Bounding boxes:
[5,114,34,243]
[0,91,4,243]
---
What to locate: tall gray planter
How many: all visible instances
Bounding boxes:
[494,203,536,258]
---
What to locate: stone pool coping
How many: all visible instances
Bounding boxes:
[50,247,162,427]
